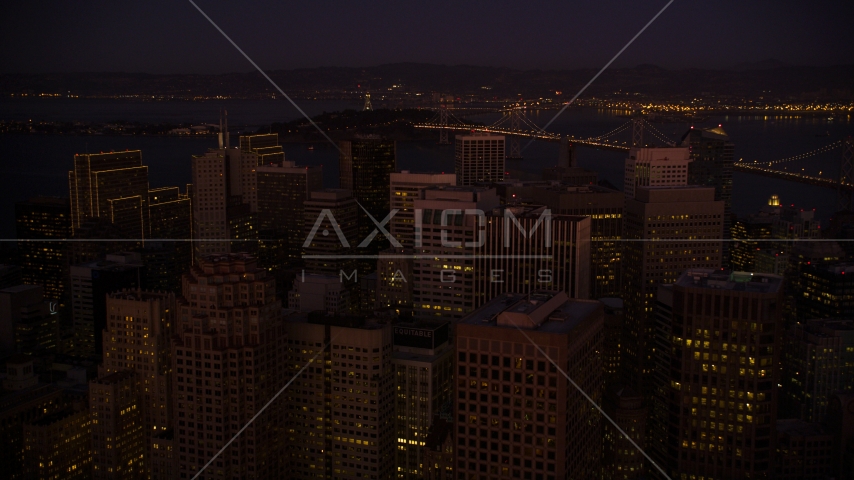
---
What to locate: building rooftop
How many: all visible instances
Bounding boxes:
[776,419,831,438]
[91,370,135,385]
[460,290,601,333]
[676,269,783,294]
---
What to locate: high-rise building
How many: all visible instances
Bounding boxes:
[622,186,724,398]
[781,319,854,422]
[826,392,854,478]
[602,384,646,480]
[623,146,691,199]
[389,171,456,248]
[600,297,624,387]
[100,291,176,436]
[90,370,147,479]
[412,186,498,320]
[22,405,92,480]
[284,313,395,480]
[288,273,351,315]
[797,263,854,320]
[256,160,323,269]
[15,197,71,307]
[652,269,783,479]
[421,417,454,480]
[455,291,603,479]
[682,126,735,249]
[0,285,59,356]
[392,321,454,479]
[376,247,414,315]
[730,196,780,272]
[497,182,622,298]
[340,136,397,226]
[173,253,287,479]
[774,419,834,480]
[70,252,144,357]
[454,133,505,186]
[68,151,149,238]
[146,186,193,289]
[303,189,360,279]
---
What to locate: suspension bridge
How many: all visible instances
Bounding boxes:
[414,104,854,206]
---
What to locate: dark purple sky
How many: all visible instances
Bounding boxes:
[1,0,852,74]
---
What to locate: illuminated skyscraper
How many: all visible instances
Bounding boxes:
[602,384,646,480]
[392,321,454,479]
[623,146,691,199]
[284,313,395,480]
[173,253,287,479]
[340,136,397,255]
[303,189,360,278]
[22,405,92,480]
[454,133,505,186]
[389,171,456,248]
[652,269,783,479]
[15,196,71,306]
[455,291,604,479]
[90,370,147,479]
[622,186,724,398]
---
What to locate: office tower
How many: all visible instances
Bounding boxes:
[774,420,834,480]
[15,197,71,306]
[600,297,624,386]
[0,357,70,479]
[146,187,193,290]
[90,371,147,479]
[376,248,414,314]
[475,206,591,300]
[412,186,500,320]
[454,133,505,186]
[284,313,395,480]
[781,319,854,422]
[826,392,854,477]
[392,321,454,479]
[288,273,351,315]
[455,291,604,479]
[422,417,454,480]
[68,150,150,238]
[360,272,377,314]
[652,270,783,479]
[730,196,780,272]
[623,146,691,199]
[682,126,735,249]
[303,189,360,279]
[0,285,59,356]
[174,253,287,479]
[101,291,176,435]
[622,186,724,398]
[340,136,397,261]
[389,171,456,248]
[70,252,144,357]
[602,384,646,480]
[256,160,323,271]
[0,265,21,289]
[22,405,92,480]
[796,263,854,320]
[497,182,622,298]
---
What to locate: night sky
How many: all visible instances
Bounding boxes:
[1,0,853,74]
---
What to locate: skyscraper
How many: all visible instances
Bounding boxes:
[22,405,92,480]
[392,321,454,479]
[340,136,397,253]
[303,189,360,278]
[15,197,71,306]
[454,133,505,186]
[622,186,724,398]
[781,319,854,422]
[90,370,147,479]
[601,384,646,480]
[0,284,59,356]
[682,126,735,249]
[623,146,691,199]
[256,160,323,270]
[389,171,456,248]
[455,291,603,479]
[652,269,783,479]
[284,313,395,480]
[68,150,150,238]
[70,252,145,356]
[173,253,287,479]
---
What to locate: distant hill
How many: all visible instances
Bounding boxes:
[1,63,852,100]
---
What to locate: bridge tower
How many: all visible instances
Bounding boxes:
[438,104,449,145]
[363,92,373,111]
[632,117,644,147]
[838,136,854,212]
[507,107,522,159]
